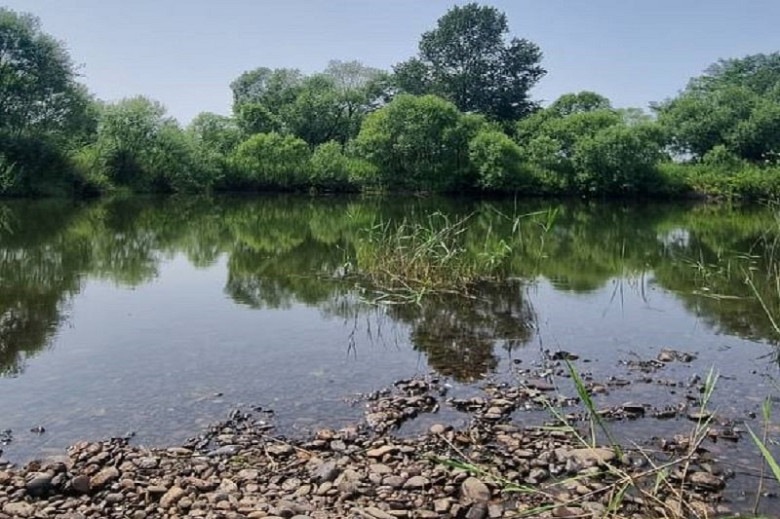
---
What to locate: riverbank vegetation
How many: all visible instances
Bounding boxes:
[1,4,779,199]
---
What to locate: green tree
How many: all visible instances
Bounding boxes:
[188,112,242,155]
[308,141,358,191]
[88,97,218,192]
[352,94,482,191]
[468,128,529,191]
[573,123,666,194]
[230,67,304,110]
[394,3,545,122]
[516,97,622,188]
[0,8,91,138]
[229,132,310,190]
[656,54,780,162]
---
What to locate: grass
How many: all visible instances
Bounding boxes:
[433,361,727,519]
[346,207,557,305]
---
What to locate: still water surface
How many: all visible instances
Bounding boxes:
[0,196,778,481]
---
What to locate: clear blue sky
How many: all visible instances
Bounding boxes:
[5,0,779,123]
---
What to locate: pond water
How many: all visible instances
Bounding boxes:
[1,195,779,509]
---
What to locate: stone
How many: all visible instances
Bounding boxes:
[105,492,124,504]
[383,475,407,488]
[220,478,238,493]
[465,502,488,519]
[554,447,616,465]
[433,498,452,513]
[25,472,53,496]
[402,475,429,489]
[690,471,724,489]
[71,474,91,494]
[367,445,397,458]
[3,502,35,517]
[134,457,158,469]
[461,477,490,503]
[429,424,446,435]
[312,460,339,482]
[90,466,119,489]
[160,486,186,508]
[369,463,392,475]
[363,506,396,519]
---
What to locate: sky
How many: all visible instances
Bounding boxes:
[4,0,780,124]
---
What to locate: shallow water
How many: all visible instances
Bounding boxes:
[0,195,779,511]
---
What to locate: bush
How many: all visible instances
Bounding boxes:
[352,94,479,191]
[573,123,665,195]
[468,129,530,191]
[228,133,310,190]
[308,141,356,191]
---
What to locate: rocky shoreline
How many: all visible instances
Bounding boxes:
[0,366,741,519]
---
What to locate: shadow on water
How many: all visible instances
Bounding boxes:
[1,195,780,379]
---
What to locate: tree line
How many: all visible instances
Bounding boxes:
[1,4,779,199]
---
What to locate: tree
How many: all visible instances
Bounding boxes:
[0,8,91,138]
[231,62,389,145]
[656,53,780,162]
[230,67,304,110]
[394,3,545,122]
[352,94,483,190]
[229,133,310,190]
[573,123,666,194]
[188,112,242,154]
[89,97,219,192]
[691,53,780,97]
[468,128,529,190]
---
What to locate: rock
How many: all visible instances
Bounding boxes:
[383,475,407,488]
[160,486,186,508]
[526,379,555,391]
[465,502,488,519]
[403,475,429,489]
[369,463,392,475]
[367,445,397,458]
[25,472,53,496]
[690,471,724,489]
[208,445,240,457]
[312,460,339,482]
[429,424,446,434]
[553,506,583,518]
[3,502,35,517]
[433,498,452,513]
[461,477,491,503]
[134,457,158,469]
[555,447,616,465]
[71,474,91,494]
[219,478,238,493]
[363,506,397,519]
[266,443,293,456]
[105,492,124,504]
[90,466,119,489]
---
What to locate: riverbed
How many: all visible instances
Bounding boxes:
[0,195,778,515]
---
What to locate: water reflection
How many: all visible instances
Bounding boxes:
[0,196,778,379]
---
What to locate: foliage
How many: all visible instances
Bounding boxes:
[85,97,220,193]
[307,141,360,191]
[228,132,310,190]
[231,62,386,146]
[573,122,666,194]
[188,112,242,155]
[0,8,92,138]
[353,94,483,191]
[468,128,529,191]
[393,3,545,122]
[656,53,780,162]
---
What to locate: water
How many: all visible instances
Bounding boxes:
[0,195,779,509]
